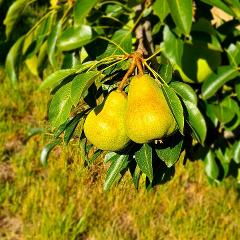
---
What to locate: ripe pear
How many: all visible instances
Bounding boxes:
[125,74,176,144]
[84,90,130,151]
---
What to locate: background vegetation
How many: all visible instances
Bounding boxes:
[1,0,240,239]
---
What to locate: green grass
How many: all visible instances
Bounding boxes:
[1,67,240,240]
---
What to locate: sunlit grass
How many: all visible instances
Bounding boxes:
[0,67,240,239]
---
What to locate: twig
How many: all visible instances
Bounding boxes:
[143,20,159,69]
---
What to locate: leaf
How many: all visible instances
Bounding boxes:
[211,97,238,124]
[158,62,172,83]
[27,13,54,59]
[49,82,73,128]
[5,36,24,85]
[37,41,48,77]
[74,0,98,26]
[40,139,61,166]
[167,0,192,35]
[215,148,230,178]
[48,20,62,66]
[183,100,207,145]
[135,144,153,181]
[201,66,239,100]
[236,81,240,101]
[226,42,240,67]
[54,119,70,138]
[155,133,183,167]
[64,113,85,144]
[3,0,34,39]
[24,127,45,142]
[99,29,132,59]
[162,85,184,135]
[104,152,118,163]
[200,0,234,16]
[103,154,129,191]
[152,0,170,22]
[170,81,197,105]
[25,55,38,76]
[204,150,219,180]
[71,71,100,106]
[233,141,240,164]
[39,69,76,90]
[161,25,183,67]
[62,52,80,69]
[129,163,142,190]
[57,25,93,51]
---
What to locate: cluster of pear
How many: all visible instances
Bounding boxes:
[83,74,177,151]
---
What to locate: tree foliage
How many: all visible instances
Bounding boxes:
[3,0,240,190]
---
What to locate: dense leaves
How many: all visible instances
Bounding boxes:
[3,0,240,190]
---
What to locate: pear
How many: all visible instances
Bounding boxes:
[84,90,130,151]
[125,74,176,144]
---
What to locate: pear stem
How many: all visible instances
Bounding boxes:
[117,51,144,91]
[117,57,136,91]
[136,57,144,75]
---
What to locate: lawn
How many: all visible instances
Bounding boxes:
[1,67,240,239]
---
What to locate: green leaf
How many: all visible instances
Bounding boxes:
[152,0,170,22]
[57,25,93,51]
[183,100,207,145]
[202,66,239,100]
[135,144,153,182]
[62,52,80,69]
[103,154,129,191]
[161,25,183,67]
[236,81,240,101]
[25,127,45,142]
[215,148,231,178]
[167,0,192,35]
[39,69,76,90]
[162,85,184,135]
[158,62,172,83]
[215,97,239,124]
[3,0,34,39]
[99,29,132,59]
[37,41,48,76]
[64,113,85,144]
[5,36,24,85]
[226,42,240,67]
[233,141,240,164]
[200,0,234,16]
[48,20,62,66]
[40,139,61,166]
[155,134,183,167]
[71,71,100,106]
[208,98,240,129]
[170,81,197,105]
[204,150,219,180]
[74,0,97,26]
[104,152,118,163]
[129,163,142,190]
[27,13,54,59]
[49,82,73,128]
[54,119,70,138]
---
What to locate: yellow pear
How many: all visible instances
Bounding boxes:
[125,74,176,144]
[84,90,130,151]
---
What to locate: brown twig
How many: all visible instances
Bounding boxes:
[117,51,144,91]
[117,56,136,91]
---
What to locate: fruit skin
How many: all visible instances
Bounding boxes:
[84,90,130,151]
[181,43,221,83]
[125,74,176,144]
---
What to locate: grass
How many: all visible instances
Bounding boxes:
[1,67,240,240]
